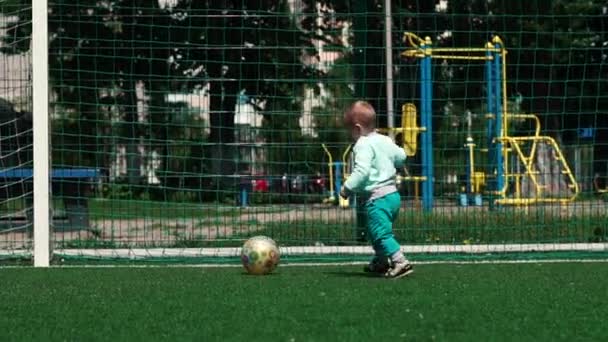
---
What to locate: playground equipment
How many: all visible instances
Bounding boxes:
[463,136,486,206]
[496,114,579,204]
[377,103,426,205]
[402,32,579,208]
[377,103,423,157]
[321,143,352,208]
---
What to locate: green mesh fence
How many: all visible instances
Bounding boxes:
[1,0,607,264]
[0,0,32,261]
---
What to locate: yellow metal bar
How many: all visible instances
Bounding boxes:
[401,50,425,58]
[403,32,425,48]
[342,144,352,179]
[402,32,501,60]
[400,176,427,181]
[396,176,427,205]
[402,103,419,156]
[514,138,541,193]
[430,55,494,60]
[430,47,502,53]
[378,127,427,133]
[321,144,334,201]
[509,114,541,137]
[506,115,540,169]
[401,51,495,60]
[423,36,432,55]
[505,137,543,197]
[496,197,573,205]
[473,172,485,193]
[466,137,476,192]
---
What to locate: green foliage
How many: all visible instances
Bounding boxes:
[0,0,24,14]
[2,0,324,199]
[3,0,608,196]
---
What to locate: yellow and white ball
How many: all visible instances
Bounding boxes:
[240,236,280,275]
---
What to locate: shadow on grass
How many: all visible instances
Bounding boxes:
[322,270,383,278]
[240,272,282,277]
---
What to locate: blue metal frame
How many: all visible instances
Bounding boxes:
[0,168,100,179]
[408,36,507,211]
[493,41,505,204]
[334,161,343,199]
[484,40,506,209]
[485,46,496,208]
[421,40,434,211]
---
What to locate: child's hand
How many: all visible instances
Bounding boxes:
[340,186,351,199]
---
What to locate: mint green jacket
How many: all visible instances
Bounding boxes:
[344,132,406,195]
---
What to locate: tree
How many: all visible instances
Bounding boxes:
[0,0,24,15]
[2,0,321,201]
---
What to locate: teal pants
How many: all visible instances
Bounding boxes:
[356,192,402,257]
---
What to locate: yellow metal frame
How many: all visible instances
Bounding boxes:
[402,32,580,205]
[496,114,579,204]
[465,137,486,193]
[376,102,426,202]
[342,144,352,178]
[396,175,427,205]
[377,103,424,156]
[321,143,353,207]
[339,145,352,208]
[321,144,335,203]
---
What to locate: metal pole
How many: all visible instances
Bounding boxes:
[421,37,434,211]
[384,0,394,138]
[485,43,496,209]
[425,40,434,211]
[494,40,504,202]
[33,0,50,267]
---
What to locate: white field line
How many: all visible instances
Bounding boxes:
[2,243,607,259]
[1,259,608,269]
[51,243,608,258]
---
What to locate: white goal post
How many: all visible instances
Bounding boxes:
[32,0,50,267]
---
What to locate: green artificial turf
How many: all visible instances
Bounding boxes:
[0,263,606,341]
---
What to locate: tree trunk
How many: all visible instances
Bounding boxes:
[123,80,140,186]
[208,80,237,195]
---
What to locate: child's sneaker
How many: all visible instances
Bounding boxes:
[363,256,391,274]
[384,261,414,279]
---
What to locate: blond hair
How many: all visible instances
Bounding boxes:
[344,101,376,130]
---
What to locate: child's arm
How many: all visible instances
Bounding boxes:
[342,142,373,196]
[392,143,407,168]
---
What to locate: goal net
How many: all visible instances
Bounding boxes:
[1,1,607,266]
[0,1,33,262]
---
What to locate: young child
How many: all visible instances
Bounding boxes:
[340,101,413,279]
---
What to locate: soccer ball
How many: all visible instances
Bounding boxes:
[241,236,280,275]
